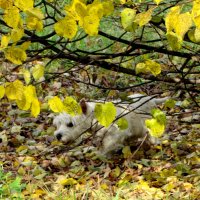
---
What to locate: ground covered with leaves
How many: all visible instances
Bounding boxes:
[0,101,199,200]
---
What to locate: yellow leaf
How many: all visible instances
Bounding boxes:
[83,14,100,36]
[63,96,82,116]
[94,102,116,127]
[16,85,37,110]
[31,98,40,117]
[4,46,27,65]
[145,60,161,76]
[166,31,182,50]
[54,17,78,39]
[11,28,24,43]
[26,16,43,31]
[176,12,192,39]
[165,6,180,33]
[25,85,37,101]
[14,0,34,11]
[188,28,200,43]
[87,0,103,19]
[102,0,114,16]
[136,62,149,75]
[32,64,44,81]
[3,6,20,28]
[48,96,64,113]
[154,0,162,5]
[0,0,13,9]
[192,0,200,28]
[0,85,5,99]
[57,176,78,186]
[16,93,31,110]
[22,69,31,84]
[21,41,31,50]
[121,8,137,32]
[134,7,154,26]
[165,6,192,40]
[145,118,165,138]
[0,35,10,49]
[5,80,24,100]
[26,7,44,20]
[74,1,87,20]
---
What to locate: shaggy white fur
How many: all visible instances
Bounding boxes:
[53,94,168,155]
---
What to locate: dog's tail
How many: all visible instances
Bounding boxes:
[154,97,169,105]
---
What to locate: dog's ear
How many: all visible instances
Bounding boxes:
[80,98,88,115]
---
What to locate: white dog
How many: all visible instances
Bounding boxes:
[53,94,168,155]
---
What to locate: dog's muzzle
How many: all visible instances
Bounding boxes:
[56,133,62,140]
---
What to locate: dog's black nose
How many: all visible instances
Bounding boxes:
[56,133,62,140]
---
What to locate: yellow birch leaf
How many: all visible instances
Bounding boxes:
[165,6,180,33]
[0,35,10,49]
[102,0,114,16]
[25,85,37,101]
[121,8,137,32]
[21,41,31,51]
[83,14,100,36]
[87,1,103,19]
[63,96,82,116]
[26,7,44,20]
[3,6,20,28]
[31,98,40,117]
[11,28,24,43]
[32,64,44,81]
[22,69,31,84]
[4,46,27,65]
[16,93,31,110]
[57,176,77,186]
[5,80,24,100]
[94,102,116,127]
[188,28,200,43]
[154,0,162,5]
[0,85,5,99]
[192,1,200,28]
[175,12,192,39]
[135,62,148,74]
[134,7,154,27]
[48,96,64,113]
[145,60,161,76]
[26,16,43,31]
[54,17,78,39]
[74,1,87,19]
[0,0,13,9]
[145,118,165,138]
[17,85,37,110]
[14,0,34,11]
[166,31,182,50]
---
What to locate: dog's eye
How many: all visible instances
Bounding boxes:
[67,122,74,127]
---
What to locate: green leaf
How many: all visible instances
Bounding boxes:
[94,102,116,127]
[122,146,132,158]
[164,99,176,109]
[117,117,128,130]
[151,109,166,125]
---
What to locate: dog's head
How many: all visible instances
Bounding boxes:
[53,99,95,144]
